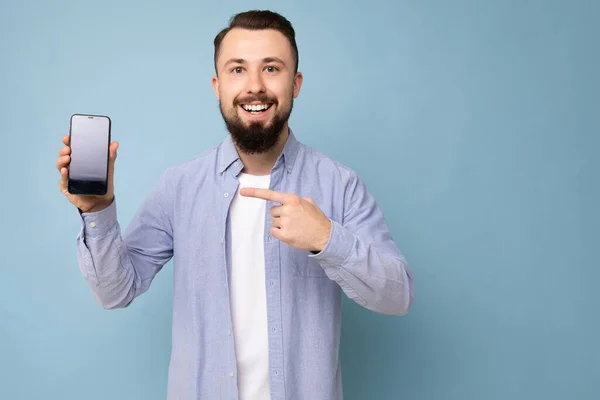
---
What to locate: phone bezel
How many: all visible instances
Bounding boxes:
[67,113,112,196]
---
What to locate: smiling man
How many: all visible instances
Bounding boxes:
[212,16,302,168]
[56,9,413,400]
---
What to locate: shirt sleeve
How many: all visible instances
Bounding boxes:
[309,171,414,316]
[75,171,174,309]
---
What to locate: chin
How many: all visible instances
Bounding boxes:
[243,119,273,129]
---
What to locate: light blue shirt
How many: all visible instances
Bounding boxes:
[75,130,414,400]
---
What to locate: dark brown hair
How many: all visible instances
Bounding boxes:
[213,10,299,74]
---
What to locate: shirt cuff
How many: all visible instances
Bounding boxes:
[309,219,355,268]
[80,199,118,239]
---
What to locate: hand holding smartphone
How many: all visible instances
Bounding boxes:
[56,114,119,213]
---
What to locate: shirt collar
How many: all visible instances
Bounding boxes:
[218,128,300,175]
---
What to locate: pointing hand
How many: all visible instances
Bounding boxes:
[240,188,331,253]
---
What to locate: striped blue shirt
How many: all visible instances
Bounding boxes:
[75,130,414,399]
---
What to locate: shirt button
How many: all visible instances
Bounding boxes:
[228,330,231,335]
[89,222,96,228]
[224,192,229,198]
[229,372,235,377]
[269,280,275,286]
[234,162,239,167]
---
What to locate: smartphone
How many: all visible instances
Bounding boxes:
[68,113,111,196]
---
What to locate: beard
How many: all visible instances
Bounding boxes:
[219,93,293,155]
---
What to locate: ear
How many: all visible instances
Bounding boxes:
[293,71,303,98]
[211,76,220,100]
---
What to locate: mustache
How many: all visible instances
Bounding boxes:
[234,94,276,105]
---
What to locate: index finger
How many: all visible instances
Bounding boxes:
[240,187,294,203]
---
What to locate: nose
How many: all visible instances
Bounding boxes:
[245,69,266,94]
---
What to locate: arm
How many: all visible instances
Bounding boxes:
[75,172,174,309]
[309,173,414,316]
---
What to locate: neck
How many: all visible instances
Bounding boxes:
[236,126,289,176]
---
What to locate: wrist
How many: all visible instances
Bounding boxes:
[86,197,114,213]
[312,219,332,253]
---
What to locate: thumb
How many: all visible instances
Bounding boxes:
[110,141,119,160]
[108,141,119,177]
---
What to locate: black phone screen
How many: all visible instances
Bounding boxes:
[68,114,111,196]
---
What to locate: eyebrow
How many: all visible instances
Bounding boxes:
[223,57,287,68]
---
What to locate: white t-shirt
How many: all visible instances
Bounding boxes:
[229,172,272,399]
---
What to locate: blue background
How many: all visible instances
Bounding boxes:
[1,0,598,399]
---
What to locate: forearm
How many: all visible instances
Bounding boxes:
[76,199,166,309]
[311,219,413,315]
[76,201,141,309]
[73,170,174,309]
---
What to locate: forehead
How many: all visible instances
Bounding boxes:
[217,28,293,66]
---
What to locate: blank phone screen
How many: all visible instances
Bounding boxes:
[69,115,110,183]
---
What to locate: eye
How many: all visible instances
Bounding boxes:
[265,65,279,73]
[231,66,244,73]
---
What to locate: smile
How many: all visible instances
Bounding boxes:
[240,103,273,115]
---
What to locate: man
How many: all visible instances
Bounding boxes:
[56,9,413,400]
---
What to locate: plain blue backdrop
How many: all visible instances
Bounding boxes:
[1,0,598,399]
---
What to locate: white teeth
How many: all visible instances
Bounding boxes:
[243,104,270,112]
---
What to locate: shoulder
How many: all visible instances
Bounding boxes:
[295,141,374,221]
[298,142,363,190]
[155,143,221,192]
[298,142,383,226]
[167,147,218,176]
